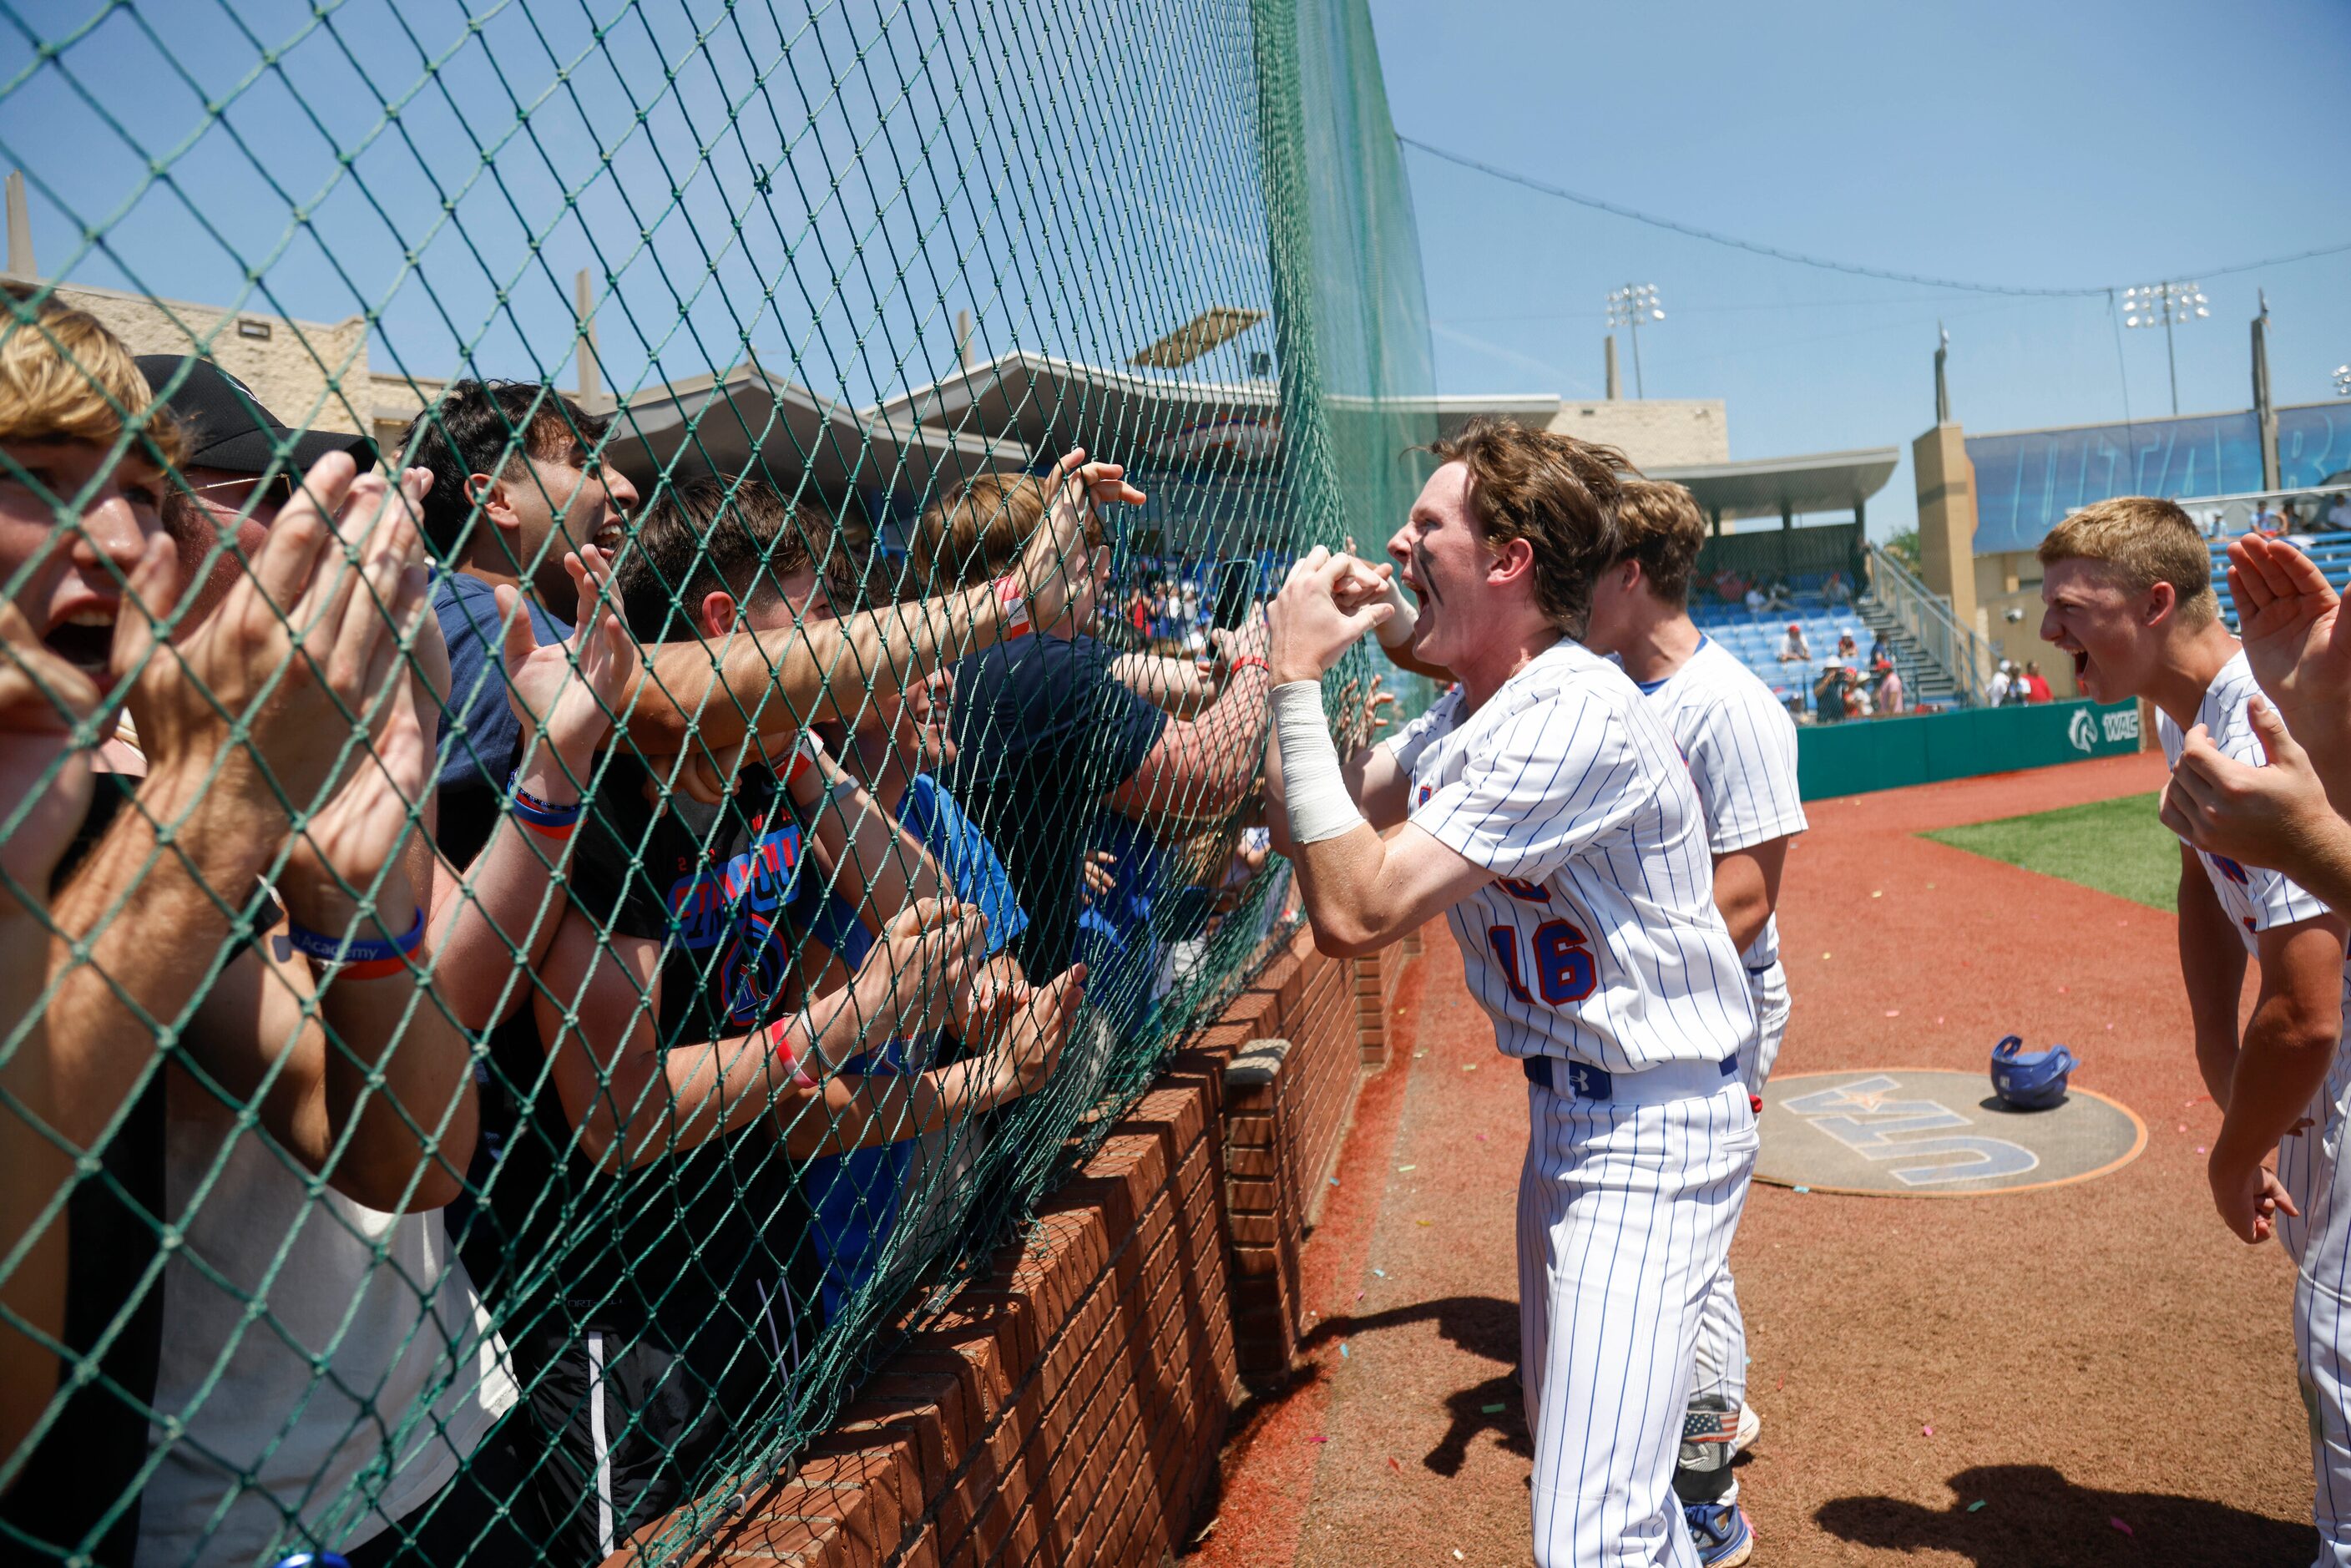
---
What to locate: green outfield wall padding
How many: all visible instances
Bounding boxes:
[1796,699,2145,801]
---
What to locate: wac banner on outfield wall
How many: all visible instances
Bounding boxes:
[1795,699,2141,801]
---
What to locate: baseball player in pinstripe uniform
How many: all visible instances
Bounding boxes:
[1582,479,1805,1564]
[1265,420,1757,1568]
[2040,498,2351,1564]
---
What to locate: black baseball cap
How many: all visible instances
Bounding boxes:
[135,356,376,476]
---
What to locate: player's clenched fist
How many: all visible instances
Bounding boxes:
[2209,1146,2298,1244]
[1267,545,1395,686]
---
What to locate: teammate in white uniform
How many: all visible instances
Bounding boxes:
[2039,498,2351,1565]
[1583,480,1806,1564]
[1264,421,1757,1568]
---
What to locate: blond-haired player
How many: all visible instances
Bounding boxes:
[2040,496,2351,1562]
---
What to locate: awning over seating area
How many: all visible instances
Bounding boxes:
[604,356,1029,503]
[875,348,1280,468]
[1651,447,1900,527]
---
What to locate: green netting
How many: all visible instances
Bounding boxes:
[0,0,1432,1563]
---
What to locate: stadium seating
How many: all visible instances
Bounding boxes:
[1688,574,1878,713]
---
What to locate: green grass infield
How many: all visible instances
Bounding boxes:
[1923,792,2177,912]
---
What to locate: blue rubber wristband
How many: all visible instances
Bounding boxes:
[508,769,584,827]
[284,907,425,966]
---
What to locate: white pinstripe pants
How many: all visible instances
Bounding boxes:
[1519,1078,1758,1568]
[2277,1044,2351,1567]
[1687,962,1792,1504]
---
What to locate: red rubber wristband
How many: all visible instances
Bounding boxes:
[993,575,1034,640]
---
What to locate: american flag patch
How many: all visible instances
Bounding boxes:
[1681,1409,1741,1444]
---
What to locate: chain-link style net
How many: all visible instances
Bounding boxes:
[0,0,1430,1562]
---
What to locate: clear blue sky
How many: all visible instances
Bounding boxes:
[3,0,2343,544]
[1368,0,2351,538]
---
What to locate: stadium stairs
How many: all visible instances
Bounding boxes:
[1688,574,1962,716]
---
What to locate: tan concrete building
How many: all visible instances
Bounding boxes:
[1425,393,1729,471]
[43,280,445,456]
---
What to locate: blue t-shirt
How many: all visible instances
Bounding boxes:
[431,570,573,867]
[793,771,1030,974]
[794,772,1026,1326]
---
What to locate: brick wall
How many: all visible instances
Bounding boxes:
[1215,925,1373,1385]
[611,923,1403,1565]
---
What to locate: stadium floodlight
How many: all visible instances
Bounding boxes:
[1605,284,1666,397]
[2121,281,2210,417]
[2336,364,2351,397]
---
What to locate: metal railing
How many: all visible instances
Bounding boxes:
[2169,483,2351,540]
[1863,542,1995,708]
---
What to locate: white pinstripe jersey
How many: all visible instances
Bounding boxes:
[1389,637,1754,1073]
[1633,634,1808,979]
[2159,650,2344,978]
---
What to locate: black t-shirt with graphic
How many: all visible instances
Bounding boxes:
[471,752,820,1354]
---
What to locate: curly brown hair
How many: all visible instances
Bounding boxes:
[1611,478,1707,609]
[1423,417,1631,635]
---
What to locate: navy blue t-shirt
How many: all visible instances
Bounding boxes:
[944,634,1165,978]
[431,570,574,868]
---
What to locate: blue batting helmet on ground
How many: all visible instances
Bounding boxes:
[1990,1034,2076,1110]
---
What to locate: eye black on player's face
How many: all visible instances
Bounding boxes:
[1390,462,1487,666]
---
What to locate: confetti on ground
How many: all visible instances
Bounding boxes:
[1388,1457,1402,1472]
[1311,1434,1327,1444]
[1454,1552,1464,1561]
[1461,1063,1479,1072]
[2059,984,2070,993]
[1923,1424,1934,1436]
[1935,1015,1945,1024]
[1475,1133,1488,1141]
[1821,953,1832,960]
[1793,1186,1811,1193]
[2110,1517,2132,1536]
[1885,1009,1899,1018]
[1340,1343,1349,1358]
[1398,1165,1418,1172]
[1417,1219,1431,1226]
[1414,1050,1428,1059]
[1871,890,1883,898]
[1330,1177,1341,1186]
[1967,1500,1986,1513]
[1373,1267,1387,1277]
[1480,1402,1506,1414]
[1356,1290,1364,1301]
[2197,1146,2208,1154]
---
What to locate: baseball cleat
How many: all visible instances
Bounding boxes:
[1734,1402,1761,1454]
[1685,1501,1753,1566]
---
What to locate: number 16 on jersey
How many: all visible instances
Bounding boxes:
[1487,919,1598,1006]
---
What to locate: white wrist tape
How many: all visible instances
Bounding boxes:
[1273,680,1366,846]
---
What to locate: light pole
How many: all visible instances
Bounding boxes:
[2123,281,2210,417]
[1606,284,1665,398]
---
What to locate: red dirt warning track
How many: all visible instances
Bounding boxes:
[1188,751,2318,1567]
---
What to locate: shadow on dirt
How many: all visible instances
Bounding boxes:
[1817,1464,2315,1566]
[1299,1293,1528,1474]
